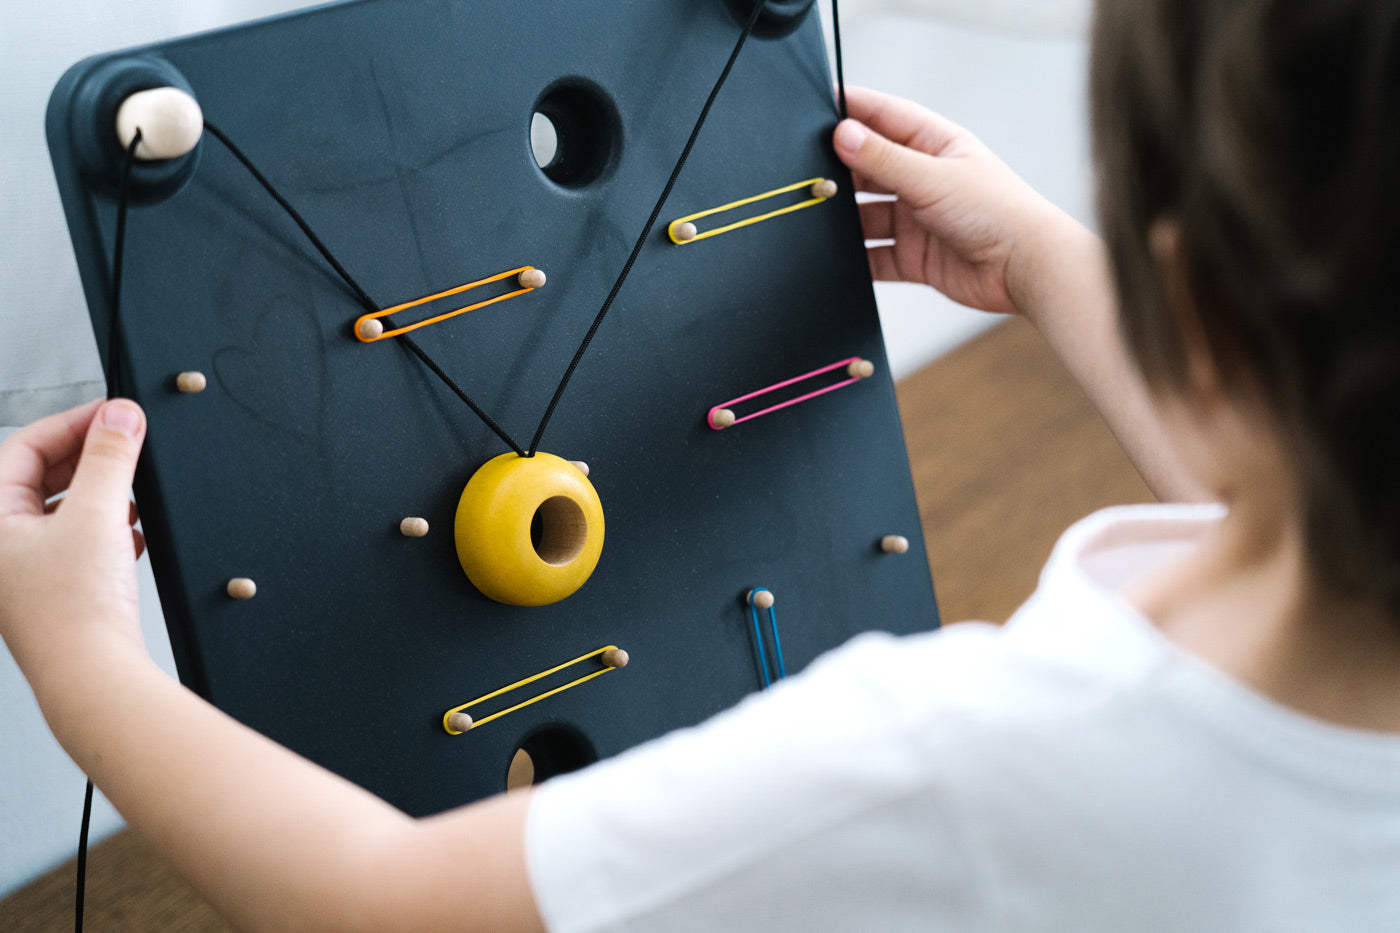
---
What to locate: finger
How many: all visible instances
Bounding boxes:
[848,165,895,196]
[853,177,894,197]
[0,399,104,519]
[858,199,896,241]
[40,453,82,500]
[842,86,968,156]
[65,400,147,523]
[833,119,953,213]
[866,244,912,284]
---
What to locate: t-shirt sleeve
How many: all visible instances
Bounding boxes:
[525,628,995,932]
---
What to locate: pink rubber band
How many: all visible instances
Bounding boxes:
[708,356,870,430]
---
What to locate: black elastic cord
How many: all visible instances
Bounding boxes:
[77,130,141,933]
[200,122,527,456]
[526,0,766,454]
[75,779,94,932]
[107,131,142,399]
[396,332,526,456]
[832,0,848,119]
[200,122,378,312]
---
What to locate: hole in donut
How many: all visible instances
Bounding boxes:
[530,496,588,566]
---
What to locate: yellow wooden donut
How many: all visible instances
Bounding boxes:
[454,453,604,606]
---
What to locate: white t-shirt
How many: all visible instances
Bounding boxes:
[526,505,1400,931]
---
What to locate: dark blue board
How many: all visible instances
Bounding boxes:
[47,0,939,815]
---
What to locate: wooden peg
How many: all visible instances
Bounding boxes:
[748,588,775,610]
[400,517,430,538]
[175,371,207,393]
[358,318,384,341]
[847,358,875,379]
[711,408,736,429]
[226,577,257,600]
[880,535,910,555]
[601,648,629,669]
[447,712,474,733]
[673,221,698,242]
[570,460,590,477]
[115,87,203,160]
[518,268,547,289]
[811,179,838,199]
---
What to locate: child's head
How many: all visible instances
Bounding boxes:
[1091,0,1400,614]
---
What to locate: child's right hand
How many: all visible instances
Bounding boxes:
[832,86,1073,321]
[833,87,1205,502]
[0,399,149,686]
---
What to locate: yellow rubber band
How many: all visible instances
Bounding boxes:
[442,645,622,734]
[668,178,833,244]
[355,266,540,341]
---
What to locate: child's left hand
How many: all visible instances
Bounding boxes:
[0,398,149,686]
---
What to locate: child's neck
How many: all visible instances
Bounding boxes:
[1126,493,1400,734]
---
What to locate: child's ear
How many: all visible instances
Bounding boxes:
[1148,217,1223,408]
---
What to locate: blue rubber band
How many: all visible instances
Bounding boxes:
[749,589,773,688]
[748,588,786,688]
[768,602,786,681]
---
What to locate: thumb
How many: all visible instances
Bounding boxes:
[833,119,948,207]
[66,399,146,517]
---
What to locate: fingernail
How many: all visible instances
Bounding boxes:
[100,400,143,437]
[834,119,868,154]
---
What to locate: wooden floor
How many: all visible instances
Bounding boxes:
[0,317,1154,931]
[902,317,1155,625]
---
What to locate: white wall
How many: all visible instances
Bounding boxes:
[0,1,1091,898]
[840,0,1089,38]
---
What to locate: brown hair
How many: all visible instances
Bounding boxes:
[1091,0,1400,611]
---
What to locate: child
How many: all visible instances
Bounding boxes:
[4,0,1400,928]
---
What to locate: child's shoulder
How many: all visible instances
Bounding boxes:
[526,509,1400,930]
[849,503,1232,726]
[526,505,1400,931]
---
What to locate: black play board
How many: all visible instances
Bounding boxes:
[46,0,939,815]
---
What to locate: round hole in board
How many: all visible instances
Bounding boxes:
[506,749,535,792]
[529,79,621,187]
[505,724,597,792]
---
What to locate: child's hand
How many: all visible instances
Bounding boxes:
[833,86,1070,319]
[0,399,149,684]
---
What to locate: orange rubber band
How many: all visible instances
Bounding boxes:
[355,266,540,342]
